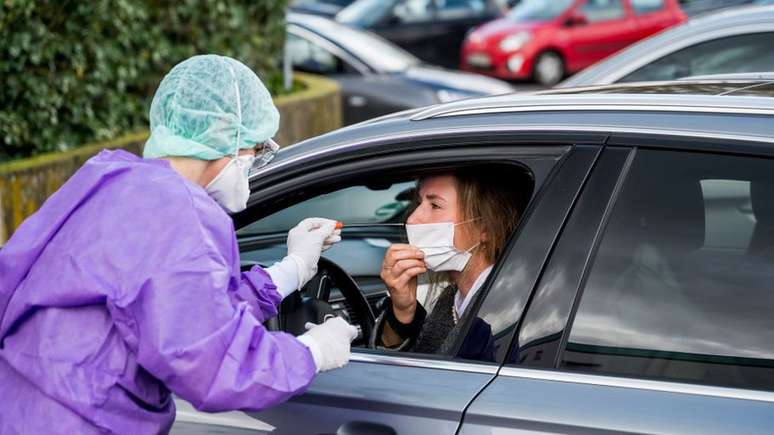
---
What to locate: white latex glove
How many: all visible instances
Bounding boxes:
[286,218,342,288]
[265,257,300,299]
[296,316,358,373]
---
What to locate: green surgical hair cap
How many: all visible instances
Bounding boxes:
[143,54,279,161]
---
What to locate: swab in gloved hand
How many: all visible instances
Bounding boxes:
[334,221,405,228]
[286,218,341,288]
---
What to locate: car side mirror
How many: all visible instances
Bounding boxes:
[564,11,587,27]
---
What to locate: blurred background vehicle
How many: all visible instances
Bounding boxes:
[287,13,514,125]
[678,0,774,16]
[560,5,774,86]
[290,0,356,17]
[461,0,687,86]
[336,0,504,68]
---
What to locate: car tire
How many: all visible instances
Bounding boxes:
[533,52,564,87]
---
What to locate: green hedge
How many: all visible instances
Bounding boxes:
[0,0,288,161]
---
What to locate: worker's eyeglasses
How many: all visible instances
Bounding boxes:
[248,139,279,176]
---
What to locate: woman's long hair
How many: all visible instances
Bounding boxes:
[413,167,524,310]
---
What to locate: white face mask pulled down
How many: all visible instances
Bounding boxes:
[405,218,480,272]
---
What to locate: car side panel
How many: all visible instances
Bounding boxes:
[250,357,494,435]
[459,368,774,435]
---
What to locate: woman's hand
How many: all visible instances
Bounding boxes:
[381,244,426,324]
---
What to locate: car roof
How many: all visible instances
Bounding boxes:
[410,80,774,120]
[560,5,774,87]
[538,80,774,98]
[264,80,774,171]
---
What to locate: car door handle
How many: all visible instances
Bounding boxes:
[333,421,397,435]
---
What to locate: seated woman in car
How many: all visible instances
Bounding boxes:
[369,168,521,358]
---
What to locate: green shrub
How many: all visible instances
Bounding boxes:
[0,0,288,161]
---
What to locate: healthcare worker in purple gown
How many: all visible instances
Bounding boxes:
[0,55,357,434]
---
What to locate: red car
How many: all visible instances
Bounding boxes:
[461,0,686,85]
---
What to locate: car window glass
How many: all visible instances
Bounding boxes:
[239,161,540,361]
[700,180,755,249]
[620,32,774,82]
[580,0,625,22]
[630,0,664,14]
[437,0,487,18]
[238,182,413,307]
[561,149,774,391]
[286,33,342,75]
[302,17,420,73]
[337,0,397,26]
[394,0,436,22]
[239,183,413,236]
[508,0,574,22]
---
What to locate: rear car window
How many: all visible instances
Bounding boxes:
[580,0,625,22]
[561,149,774,391]
[620,32,774,82]
[630,0,664,14]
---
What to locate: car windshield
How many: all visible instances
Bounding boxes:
[508,0,574,21]
[238,183,413,236]
[345,30,420,72]
[337,0,397,26]
[307,17,420,72]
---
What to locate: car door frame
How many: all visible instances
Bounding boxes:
[563,0,637,71]
[229,127,606,434]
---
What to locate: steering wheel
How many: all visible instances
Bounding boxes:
[269,257,376,346]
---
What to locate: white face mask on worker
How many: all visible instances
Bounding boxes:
[205,155,254,213]
[405,218,480,272]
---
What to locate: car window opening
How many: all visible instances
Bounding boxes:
[239,161,535,363]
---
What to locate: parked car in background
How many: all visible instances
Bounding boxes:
[461,0,686,85]
[173,79,774,434]
[336,0,503,68]
[560,5,774,86]
[678,0,760,16]
[287,13,514,125]
[289,0,356,17]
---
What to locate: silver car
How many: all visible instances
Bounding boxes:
[561,4,774,87]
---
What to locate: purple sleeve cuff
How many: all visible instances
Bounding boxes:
[232,265,282,322]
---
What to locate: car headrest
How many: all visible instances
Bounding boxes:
[749,181,774,255]
[642,176,705,252]
[609,174,705,255]
[751,181,774,225]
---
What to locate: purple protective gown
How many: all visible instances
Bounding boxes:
[0,150,316,434]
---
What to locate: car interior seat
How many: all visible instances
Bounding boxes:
[748,181,774,257]
[600,172,710,382]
